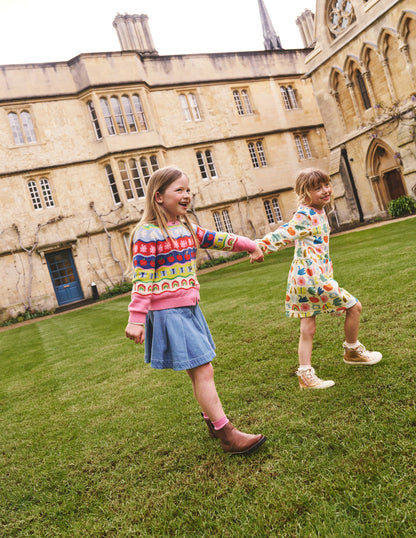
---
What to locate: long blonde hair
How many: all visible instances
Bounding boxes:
[127,166,198,272]
[295,168,331,205]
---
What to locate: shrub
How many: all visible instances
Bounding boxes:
[1,309,54,326]
[100,281,132,300]
[388,195,416,218]
[198,251,247,270]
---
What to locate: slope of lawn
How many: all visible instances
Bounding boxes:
[1,217,415,537]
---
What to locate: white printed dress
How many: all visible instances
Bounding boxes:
[258,204,357,318]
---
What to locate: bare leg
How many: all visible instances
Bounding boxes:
[188,363,266,454]
[187,362,225,422]
[344,301,362,344]
[299,317,316,367]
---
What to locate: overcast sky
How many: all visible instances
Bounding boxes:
[0,0,316,66]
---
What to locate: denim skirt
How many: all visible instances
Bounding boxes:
[144,305,216,371]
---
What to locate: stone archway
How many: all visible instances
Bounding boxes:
[367,141,407,210]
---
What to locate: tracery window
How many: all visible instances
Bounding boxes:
[327,0,356,39]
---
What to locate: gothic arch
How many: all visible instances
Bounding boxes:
[344,55,372,115]
[360,42,379,69]
[329,66,344,89]
[397,10,416,85]
[377,27,399,57]
[360,42,386,107]
[329,66,356,132]
[343,54,362,80]
[367,139,407,210]
[397,10,416,41]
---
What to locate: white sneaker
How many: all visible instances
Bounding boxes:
[296,367,335,389]
[343,342,382,365]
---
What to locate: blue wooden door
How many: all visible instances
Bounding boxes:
[45,249,84,305]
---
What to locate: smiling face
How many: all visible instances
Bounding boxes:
[307,180,332,210]
[155,174,191,222]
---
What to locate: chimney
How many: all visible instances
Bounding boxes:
[113,13,158,55]
[296,9,315,48]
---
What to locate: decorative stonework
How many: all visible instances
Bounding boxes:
[327,0,356,39]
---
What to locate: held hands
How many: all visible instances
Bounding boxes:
[249,243,264,264]
[125,322,145,344]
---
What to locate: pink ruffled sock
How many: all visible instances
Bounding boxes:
[212,415,229,430]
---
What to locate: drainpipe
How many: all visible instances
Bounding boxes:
[341,147,364,222]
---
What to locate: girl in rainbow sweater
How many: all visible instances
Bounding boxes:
[125,166,266,455]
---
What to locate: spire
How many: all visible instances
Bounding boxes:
[257,0,282,50]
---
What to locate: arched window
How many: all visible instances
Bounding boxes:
[179,93,201,121]
[121,95,138,132]
[295,134,312,160]
[8,111,37,144]
[110,97,127,134]
[87,101,103,140]
[233,89,253,115]
[356,71,371,110]
[132,94,148,131]
[213,210,233,232]
[20,111,37,143]
[263,198,282,224]
[140,157,151,184]
[27,180,42,209]
[222,210,233,233]
[129,159,145,198]
[100,98,116,135]
[150,155,159,172]
[27,178,54,210]
[280,86,298,110]
[40,179,54,208]
[118,161,134,199]
[213,212,224,231]
[248,141,268,167]
[196,150,217,179]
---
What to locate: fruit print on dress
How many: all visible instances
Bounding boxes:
[258,204,357,318]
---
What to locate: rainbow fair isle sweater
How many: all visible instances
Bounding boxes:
[128,221,257,324]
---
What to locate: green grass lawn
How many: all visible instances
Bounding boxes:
[1,217,415,537]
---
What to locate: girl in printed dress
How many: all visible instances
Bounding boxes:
[257,168,382,389]
[125,166,266,454]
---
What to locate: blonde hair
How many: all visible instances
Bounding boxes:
[295,168,331,205]
[127,166,198,273]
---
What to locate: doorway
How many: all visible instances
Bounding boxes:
[45,249,84,305]
[382,169,406,201]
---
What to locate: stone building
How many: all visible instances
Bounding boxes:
[303,0,416,227]
[0,7,329,321]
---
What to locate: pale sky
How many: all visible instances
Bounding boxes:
[0,0,316,66]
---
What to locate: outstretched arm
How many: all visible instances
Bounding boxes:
[257,210,311,253]
[249,243,264,263]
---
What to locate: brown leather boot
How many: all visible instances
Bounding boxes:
[201,412,218,439]
[215,422,266,455]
